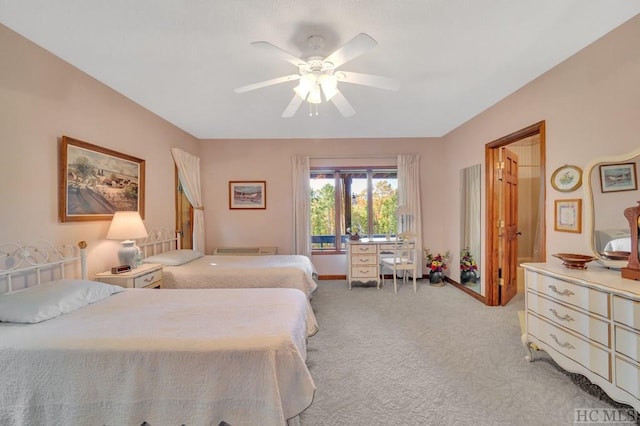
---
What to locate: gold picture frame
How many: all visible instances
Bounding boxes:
[551,165,582,192]
[59,136,145,222]
[554,199,582,233]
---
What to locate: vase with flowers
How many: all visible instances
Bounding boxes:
[346,224,363,241]
[460,247,478,284]
[425,249,450,285]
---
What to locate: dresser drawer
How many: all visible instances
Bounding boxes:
[613,296,640,331]
[351,253,377,266]
[350,266,378,279]
[378,243,396,253]
[526,271,609,318]
[527,291,610,347]
[615,356,640,403]
[615,325,640,360]
[350,244,378,254]
[527,313,611,381]
[133,270,162,288]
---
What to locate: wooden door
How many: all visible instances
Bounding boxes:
[500,148,519,305]
[175,169,193,250]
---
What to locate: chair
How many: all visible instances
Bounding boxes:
[380,231,418,293]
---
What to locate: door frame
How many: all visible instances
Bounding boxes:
[485,121,546,306]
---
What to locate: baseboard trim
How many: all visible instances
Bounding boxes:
[318,275,347,280]
[447,277,486,304]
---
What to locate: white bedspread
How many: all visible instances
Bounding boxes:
[0,288,317,426]
[162,255,318,297]
[603,237,631,252]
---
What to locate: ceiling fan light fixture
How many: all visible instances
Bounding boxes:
[235,33,397,118]
[294,73,316,99]
[319,74,338,101]
[293,85,310,100]
[307,85,322,104]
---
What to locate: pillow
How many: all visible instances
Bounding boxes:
[0,279,124,324]
[142,249,203,266]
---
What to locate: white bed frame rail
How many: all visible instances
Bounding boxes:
[136,229,181,258]
[0,240,87,294]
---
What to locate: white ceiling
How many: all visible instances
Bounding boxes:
[1,1,639,139]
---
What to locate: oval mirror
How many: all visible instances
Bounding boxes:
[584,148,640,268]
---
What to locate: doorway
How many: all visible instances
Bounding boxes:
[175,168,193,250]
[485,121,546,306]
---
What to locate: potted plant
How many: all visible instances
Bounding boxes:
[460,247,478,284]
[425,249,450,285]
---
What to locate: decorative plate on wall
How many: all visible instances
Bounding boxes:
[551,165,583,192]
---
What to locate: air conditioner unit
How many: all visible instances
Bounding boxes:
[213,247,278,255]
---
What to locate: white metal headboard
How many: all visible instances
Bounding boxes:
[136,229,181,258]
[0,240,87,294]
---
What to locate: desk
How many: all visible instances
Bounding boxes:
[347,238,414,290]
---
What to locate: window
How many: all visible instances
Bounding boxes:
[310,168,397,251]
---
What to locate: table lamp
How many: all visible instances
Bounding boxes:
[106,211,148,269]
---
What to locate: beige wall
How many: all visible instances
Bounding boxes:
[441,14,640,288]
[0,24,199,276]
[198,138,439,275]
[1,14,639,284]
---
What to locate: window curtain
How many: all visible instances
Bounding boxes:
[170,148,205,254]
[292,156,311,257]
[398,154,423,278]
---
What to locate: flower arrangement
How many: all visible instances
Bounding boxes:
[425,249,450,272]
[346,224,363,240]
[460,247,478,272]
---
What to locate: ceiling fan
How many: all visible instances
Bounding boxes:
[233,33,400,118]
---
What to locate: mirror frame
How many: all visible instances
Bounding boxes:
[584,147,640,268]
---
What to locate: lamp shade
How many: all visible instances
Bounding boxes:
[106,211,148,241]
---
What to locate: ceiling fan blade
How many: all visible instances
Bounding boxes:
[282,94,305,118]
[330,90,356,118]
[324,33,377,68]
[234,74,300,94]
[251,41,307,67]
[337,71,400,91]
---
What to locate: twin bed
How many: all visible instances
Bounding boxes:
[139,232,318,298]
[0,240,318,426]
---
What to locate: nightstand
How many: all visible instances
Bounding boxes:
[94,263,163,289]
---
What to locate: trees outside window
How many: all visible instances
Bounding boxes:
[311,168,397,251]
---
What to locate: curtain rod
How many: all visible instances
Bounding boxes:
[308,154,400,160]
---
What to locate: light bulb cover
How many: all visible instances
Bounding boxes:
[319,74,338,100]
[307,85,322,104]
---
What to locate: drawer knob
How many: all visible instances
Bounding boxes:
[548,284,574,297]
[550,333,575,350]
[549,308,574,322]
[144,276,155,282]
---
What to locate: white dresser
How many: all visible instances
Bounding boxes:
[522,263,640,412]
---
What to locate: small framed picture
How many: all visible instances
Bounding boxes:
[599,163,638,193]
[554,199,582,233]
[550,165,582,192]
[229,181,266,209]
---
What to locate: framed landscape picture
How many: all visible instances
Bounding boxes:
[599,162,637,193]
[59,136,145,222]
[229,181,266,209]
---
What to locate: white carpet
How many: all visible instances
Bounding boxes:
[299,280,637,425]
